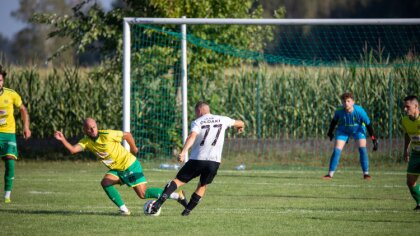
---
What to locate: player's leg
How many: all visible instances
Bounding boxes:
[406,152,420,210]
[356,137,370,179]
[181,161,220,216]
[145,178,187,200]
[151,160,199,213]
[133,183,186,203]
[407,174,420,210]
[123,159,187,205]
[181,183,206,216]
[1,133,18,203]
[151,178,187,212]
[324,133,347,179]
[4,156,15,203]
[120,159,151,198]
[101,173,130,215]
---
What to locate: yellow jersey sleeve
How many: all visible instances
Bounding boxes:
[12,91,22,108]
[77,137,89,150]
[402,116,420,152]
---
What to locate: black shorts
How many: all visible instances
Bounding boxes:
[176,160,220,186]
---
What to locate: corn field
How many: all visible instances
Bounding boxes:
[8,67,122,139]
[4,63,420,162]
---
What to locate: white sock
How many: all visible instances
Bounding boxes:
[4,191,11,199]
[119,204,129,212]
[328,171,335,177]
[169,192,179,200]
[363,172,369,175]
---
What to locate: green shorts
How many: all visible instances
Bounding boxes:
[0,133,18,159]
[107,159,147,187]
[407,151,420,175]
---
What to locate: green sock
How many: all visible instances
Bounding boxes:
[409,184,420,205]
[103,185,124,207]
[4,159,15,192]
[145,187,163,199]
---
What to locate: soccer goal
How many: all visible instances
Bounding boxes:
[123,18,420,170]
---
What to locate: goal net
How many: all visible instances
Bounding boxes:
[124,18,420,170]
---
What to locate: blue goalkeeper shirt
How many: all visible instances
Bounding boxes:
[333,104,371,134]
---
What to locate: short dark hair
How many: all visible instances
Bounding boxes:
[340,92,354,101]
[404,95,418,103]
[0,65,6,78]
[195,101,209,111]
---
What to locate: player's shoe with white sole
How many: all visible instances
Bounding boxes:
[150,201,162,214]
[119,210,131,216]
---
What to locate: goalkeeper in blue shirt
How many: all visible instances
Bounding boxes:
[323,92,378,180]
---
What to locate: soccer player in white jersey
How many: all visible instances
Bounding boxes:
[150,101,244,216]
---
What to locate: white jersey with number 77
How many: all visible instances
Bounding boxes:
[189,114,235,163]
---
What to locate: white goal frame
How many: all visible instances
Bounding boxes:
[122,18,420,157]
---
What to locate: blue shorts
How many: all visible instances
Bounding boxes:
[335,130,367,141]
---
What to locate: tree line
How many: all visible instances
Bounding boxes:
[1,0,418,67]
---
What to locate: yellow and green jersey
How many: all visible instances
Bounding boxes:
[402,115,420,152]
[78,130,136,171]
[0,88,23,134]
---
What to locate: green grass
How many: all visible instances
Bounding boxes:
[0,161,419,235]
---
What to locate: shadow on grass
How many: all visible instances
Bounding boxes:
[307,216,419,224]
[219,193,404,201]
[217,173,313,179]
[0,208,121,216]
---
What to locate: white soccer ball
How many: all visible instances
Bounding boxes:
[143,200,161,216]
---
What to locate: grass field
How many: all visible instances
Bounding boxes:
[0,161,419,235]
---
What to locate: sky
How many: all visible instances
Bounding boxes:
[0,0,25,39]
[0,0,113,40]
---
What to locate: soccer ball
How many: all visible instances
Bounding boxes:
[143,200,161,216]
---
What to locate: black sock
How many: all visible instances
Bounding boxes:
[185,192,202,211]
[156,180,178,205]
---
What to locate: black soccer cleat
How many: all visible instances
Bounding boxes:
[181,209,191,216]
[150,200,162,214]
[413,205,420,211]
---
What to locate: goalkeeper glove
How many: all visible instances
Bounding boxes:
[327,119,338,142]
[372,136,378,151]
[327,130,334,141]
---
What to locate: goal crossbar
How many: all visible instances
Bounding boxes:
[124,18,420,25]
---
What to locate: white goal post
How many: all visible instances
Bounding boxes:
[122,17,420,154]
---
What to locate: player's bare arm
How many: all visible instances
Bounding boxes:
[19,104,31,139]
[404,133,411,162]
[178,132,198,162]
[123,132,138,155]
[54,131,83,154]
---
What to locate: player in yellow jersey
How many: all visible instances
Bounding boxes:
[402,95,420,211]
[54,118,187,215]
[0,66,31,204]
